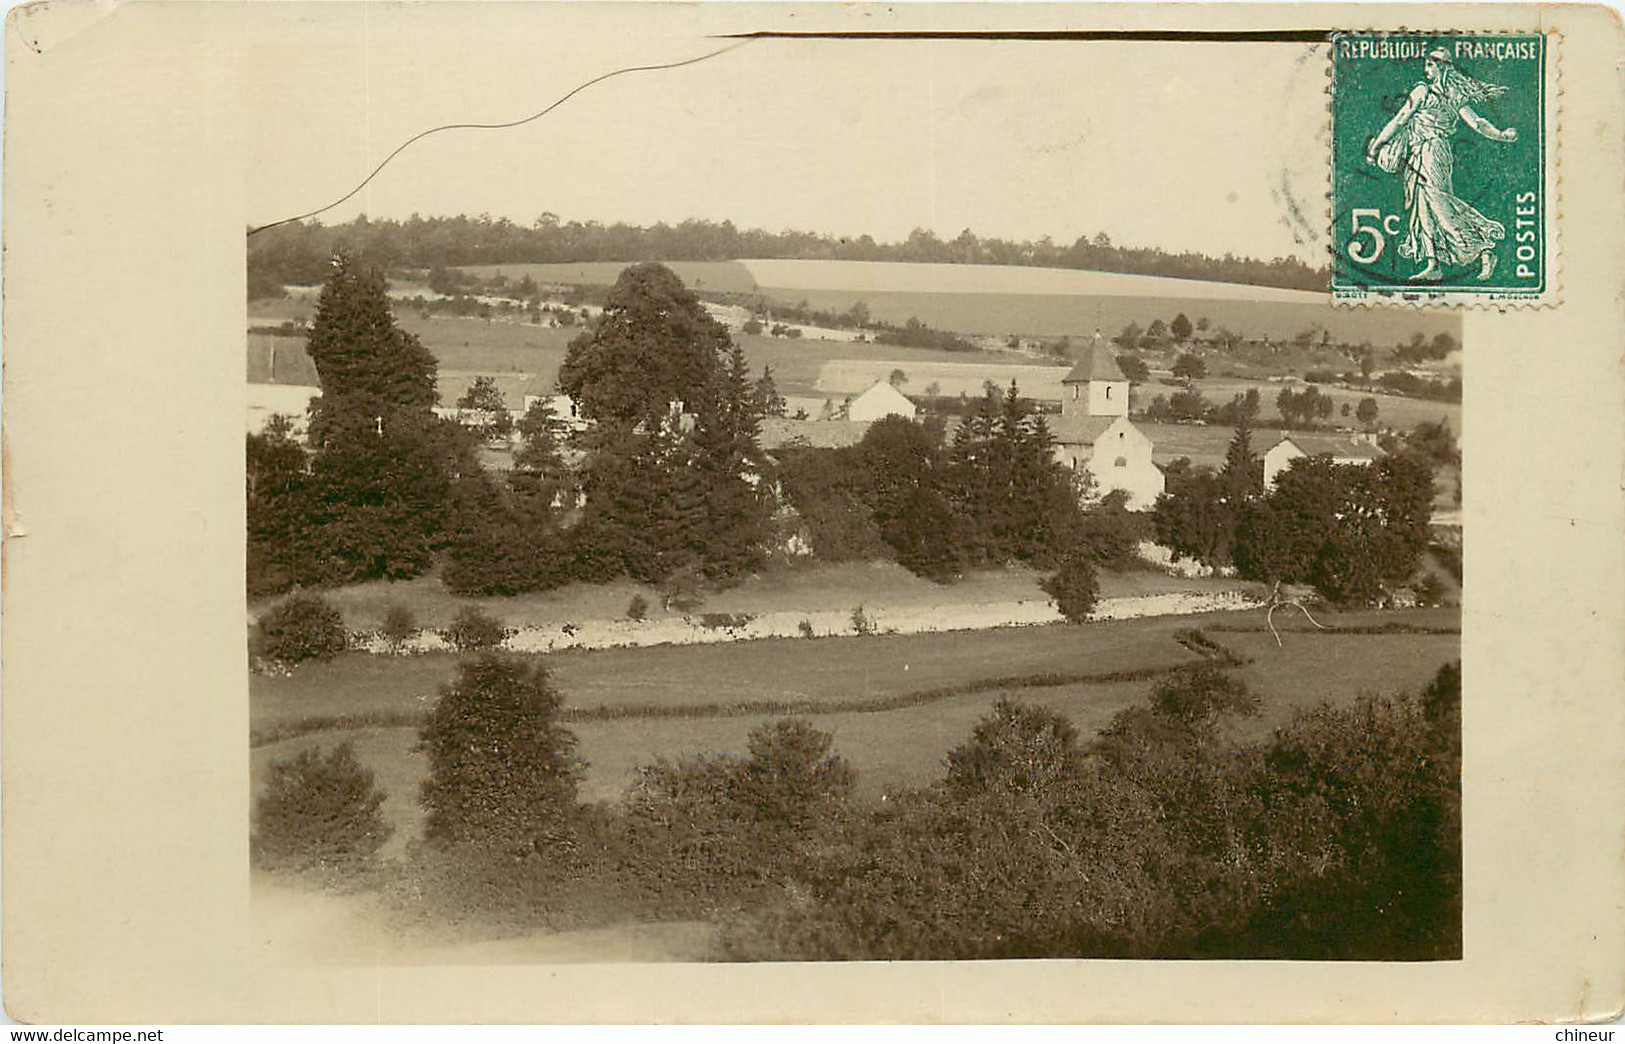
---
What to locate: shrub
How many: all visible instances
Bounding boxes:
[850,605,875,636]
[380,604,417,647]
[1041,555,1100,622]
[736,719,856,830]
[444,605,507,651]
[419,654,583,851]
[1150,664,1259,726]
[945,698,1084,796]
[257,594,347,664]
[1075,489,1148,568]
[618,719,855,915]
[252,742,392,872]
[798,619,816,639]
[626,594,649,621]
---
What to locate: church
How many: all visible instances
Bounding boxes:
[1048,334,1166,511]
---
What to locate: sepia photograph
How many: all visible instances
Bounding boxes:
[243,19,1466,966]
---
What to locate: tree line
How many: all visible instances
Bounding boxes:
[246,213,1329,297]
[1152,419,1437,605]
[254,648,1462,962]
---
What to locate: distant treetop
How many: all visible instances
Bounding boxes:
[248,213,1330,295]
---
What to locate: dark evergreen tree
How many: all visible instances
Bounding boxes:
[305,254,438,430]
[302,409,468,584]
[293,255,467,585]
[419,654,583,852]
[688,344,772,581]
[752,365,787,417]
[246,417,313,594]
[252,742,392,872]
[948,383,1082,568]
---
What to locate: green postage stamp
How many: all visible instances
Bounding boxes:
[1331,33,1551,305]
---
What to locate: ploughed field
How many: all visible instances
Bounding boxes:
[251,605,1461,857]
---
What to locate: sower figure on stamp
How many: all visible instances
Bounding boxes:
[1366,47,1519,282]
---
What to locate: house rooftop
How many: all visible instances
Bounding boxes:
[759,418,875,450]
[1048,414,1119,446]
[1273,433,1384,461]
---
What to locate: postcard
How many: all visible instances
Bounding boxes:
[4,1,1622,1025]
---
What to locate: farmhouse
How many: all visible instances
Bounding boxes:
[846,380,919,423]
[1263,433,1383,490]
[1050,335,1164,510]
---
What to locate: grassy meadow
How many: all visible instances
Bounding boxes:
[251,605,1461,855]
[1195,375,1461,435]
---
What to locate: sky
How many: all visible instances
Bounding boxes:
[246,5,1333,266]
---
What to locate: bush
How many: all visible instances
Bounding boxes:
[798,619,816,639]
[1075,489,1148,568]
[252,742,392,872]
[618,719,856,915]
[1150,664,1259,727]
[945,698,1084,796]
[380,604,417,647]
[258,594,347,663]
[850,605,875,636]
[419,654,583,851]
[444,605,507,651]
[1041,555,1100,622]
[735,719,856,830]
[626,594,649,621]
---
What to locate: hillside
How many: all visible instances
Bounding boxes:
[460,258,1461,344]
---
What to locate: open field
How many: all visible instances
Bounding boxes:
[247,334,320,386]
[247,310,992,401]
[1195,375,1462,435]
[733,334,1008,398]
[447,260,1461,344]
[250,597,1239,736]
[461,261,760,295]
[252,606,1459,851]
[249,301,575,380]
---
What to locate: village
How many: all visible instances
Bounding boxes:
[245,232,1462,965]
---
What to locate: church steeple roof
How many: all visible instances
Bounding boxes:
[1062,331,1126,384]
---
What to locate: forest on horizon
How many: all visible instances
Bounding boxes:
[246,213,1330,297]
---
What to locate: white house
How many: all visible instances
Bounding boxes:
[1049,334,1165,510]
[520,392,590,431]
[846,380,918,423]
[1263,433,1384,490]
